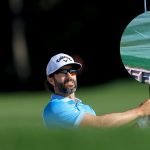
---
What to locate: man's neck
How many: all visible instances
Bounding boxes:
[68,93,75,99]
[55,92,75,100]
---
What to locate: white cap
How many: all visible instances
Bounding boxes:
[46,53,82,76]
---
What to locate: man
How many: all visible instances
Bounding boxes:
[43,53,150,128]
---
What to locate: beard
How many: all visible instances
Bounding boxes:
[54,78,77,94]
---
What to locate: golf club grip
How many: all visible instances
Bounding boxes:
[137,115,150,128]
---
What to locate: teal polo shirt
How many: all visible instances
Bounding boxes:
[43,94,96,128]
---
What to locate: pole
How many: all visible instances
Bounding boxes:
[149,85,150,98]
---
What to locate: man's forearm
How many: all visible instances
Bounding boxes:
[95,108,142,127]
[80,108,142,128]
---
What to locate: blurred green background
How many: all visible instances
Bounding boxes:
[1,78,150,150]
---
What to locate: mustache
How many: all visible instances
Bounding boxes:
[64,78,75,84]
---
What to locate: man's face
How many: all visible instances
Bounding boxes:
[50,65,78,94]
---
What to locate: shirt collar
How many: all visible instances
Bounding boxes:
[51,94,82,103]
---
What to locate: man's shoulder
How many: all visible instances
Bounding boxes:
[44,98,73,113]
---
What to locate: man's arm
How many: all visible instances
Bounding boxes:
[79,99,150,128]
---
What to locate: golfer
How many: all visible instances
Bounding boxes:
[43,53,150,128]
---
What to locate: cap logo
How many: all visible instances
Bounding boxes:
[56,55,73,63]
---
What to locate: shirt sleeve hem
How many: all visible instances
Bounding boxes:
[73,112,86,127]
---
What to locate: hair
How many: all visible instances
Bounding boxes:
[44,74,55,93]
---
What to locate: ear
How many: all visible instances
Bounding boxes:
[47,76,54,86]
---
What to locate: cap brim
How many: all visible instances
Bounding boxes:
[64,63,82,70]
[47,62,82,76]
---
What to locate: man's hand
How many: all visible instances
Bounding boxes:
[138,99,150,116]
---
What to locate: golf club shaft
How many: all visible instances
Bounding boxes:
[144,0,147,13]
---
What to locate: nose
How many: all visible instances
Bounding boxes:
[66,72,72,77]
